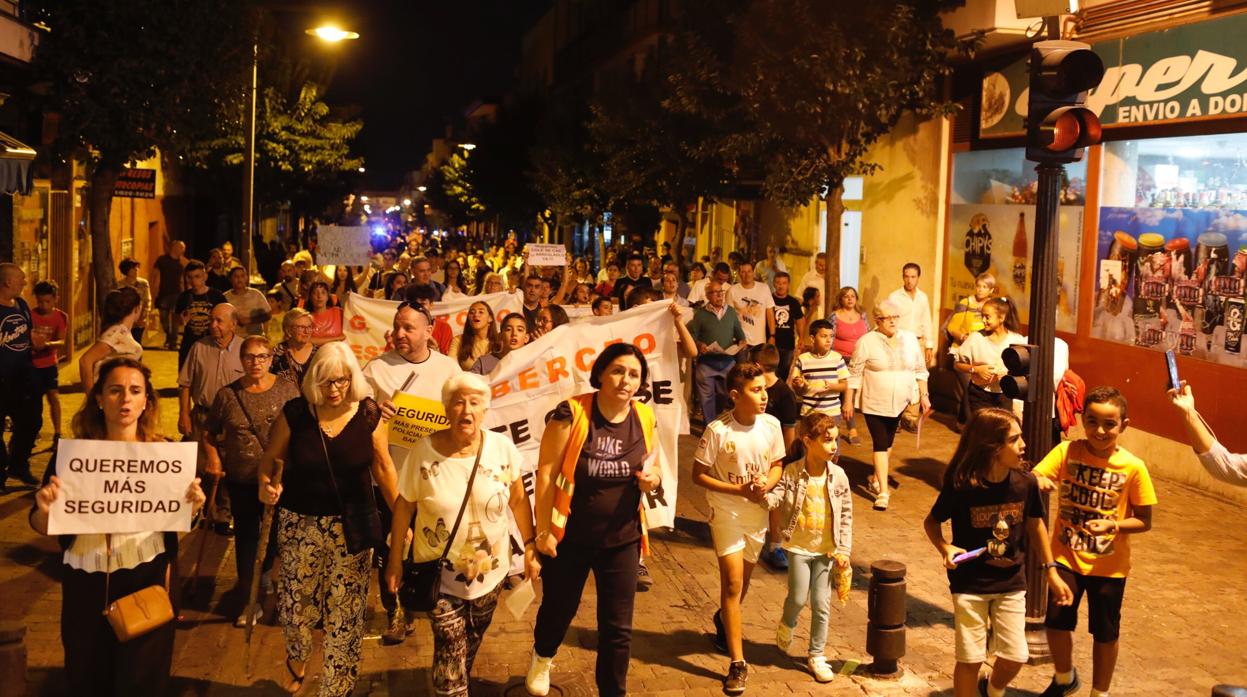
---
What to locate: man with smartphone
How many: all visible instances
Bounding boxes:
[1169,381,1246,486]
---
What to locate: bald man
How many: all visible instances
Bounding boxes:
[178,303,244,531]
[0,263,41,489]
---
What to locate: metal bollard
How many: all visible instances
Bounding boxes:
[0,622,26,697]
[865,560,906,677]
[1212,686,1247,697]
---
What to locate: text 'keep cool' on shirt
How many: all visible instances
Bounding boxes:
[551,399,648,548]
[694,411,786,521]
[929,469,1045,595]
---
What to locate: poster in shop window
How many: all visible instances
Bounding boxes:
[943,203,1083,334]
[1092,206,1247,367]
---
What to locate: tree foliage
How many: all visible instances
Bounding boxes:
[29,0,252,306]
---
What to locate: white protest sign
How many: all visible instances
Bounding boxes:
[47,439,197,535]
[342,291,524,364]
[481,301,688,529]
[527,243,568,267]
[316,225,373,266]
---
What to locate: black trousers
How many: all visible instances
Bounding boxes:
[533,539,640,697]
[374,488,397,612]
[966,382,1012,415]
[0,383,42,480]
[61,553,175,697]
[225,480,277,596]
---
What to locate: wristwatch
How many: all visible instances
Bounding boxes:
[1043,562,1062,571]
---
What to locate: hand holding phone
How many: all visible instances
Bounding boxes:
[952,547,986,565]
[1164,350,1181,391]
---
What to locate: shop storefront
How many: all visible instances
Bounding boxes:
[944,9,1247,497]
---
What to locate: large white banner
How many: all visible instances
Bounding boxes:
[47,440,197,535]
[343,291,524,364]
[481,301,688,530]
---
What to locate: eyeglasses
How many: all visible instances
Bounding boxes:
[321,377,352,391]
[241,353,272,363]
[291,324,314,333]
[876,314,901,322]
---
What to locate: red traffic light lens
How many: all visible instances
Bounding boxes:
[1044,107,1102,151]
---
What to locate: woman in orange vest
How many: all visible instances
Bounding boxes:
[526,343,662,697]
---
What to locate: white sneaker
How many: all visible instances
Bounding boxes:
[873,493,890,511]
[776,622,793,651]
[808,655,835,683]
[525,652,554,696]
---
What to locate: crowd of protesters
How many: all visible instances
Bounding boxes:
[0,222,1222,697]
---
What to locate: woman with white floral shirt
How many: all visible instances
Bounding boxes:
[386,372,539,697]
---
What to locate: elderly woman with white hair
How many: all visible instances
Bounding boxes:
[257,341,399,695]
[385,371,539,697]
[843,300,930,511]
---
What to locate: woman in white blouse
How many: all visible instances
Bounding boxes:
[30,356,206,696]
[78,286,145,394]
[844,300,930,511]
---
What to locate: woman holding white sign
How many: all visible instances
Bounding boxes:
[30,357,207,697]
[384,372,539,697]
[257,342,399,696]
[526,344,663,697]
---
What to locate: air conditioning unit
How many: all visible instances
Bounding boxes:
[1015,0,1078,18]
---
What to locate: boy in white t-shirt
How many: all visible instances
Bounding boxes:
[693,362,786,696]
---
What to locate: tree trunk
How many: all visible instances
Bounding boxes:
[88,164,121,318]
[823,183,844,318]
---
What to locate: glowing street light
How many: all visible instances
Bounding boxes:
[306,25,360,42]
[417,186,427,192]
[402,198,412,206]
[357,166,366,173]
[242,21,359,272]
[459,142,476,151]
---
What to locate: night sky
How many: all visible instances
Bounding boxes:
[314,0,551,189]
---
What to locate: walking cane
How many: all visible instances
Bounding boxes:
[245,459,283,674]
[182,471,221,605]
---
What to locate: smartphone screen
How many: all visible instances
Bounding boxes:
[1165,350,1180,391]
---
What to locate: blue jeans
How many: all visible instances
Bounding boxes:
[694,357,734,422]
[780,551,833,656]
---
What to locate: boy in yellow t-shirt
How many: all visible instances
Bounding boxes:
[1032,386,1157,697]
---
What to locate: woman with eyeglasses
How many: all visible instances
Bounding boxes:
[843,300,930,511]
[385,372,538,697]
[270,308,318,388]
[257,341,399,695]
[203,335,301,627]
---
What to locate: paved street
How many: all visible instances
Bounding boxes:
[2,348,1245,696]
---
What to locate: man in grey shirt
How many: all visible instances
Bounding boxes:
[179,303,244,530]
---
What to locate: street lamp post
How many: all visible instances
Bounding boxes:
[240,23,358,275]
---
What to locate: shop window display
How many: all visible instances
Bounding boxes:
[1096,135,1247,366]
[945,148,1086,332]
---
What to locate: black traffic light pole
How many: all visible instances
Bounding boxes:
[1023,161,1063,660]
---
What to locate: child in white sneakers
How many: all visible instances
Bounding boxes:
[767,412,852,683]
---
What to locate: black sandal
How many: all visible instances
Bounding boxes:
[284,657,305,694]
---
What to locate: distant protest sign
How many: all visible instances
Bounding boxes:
[47,440,197,535]
[317,226,373,266]
[526,243,567,267]
[388,392,450,447]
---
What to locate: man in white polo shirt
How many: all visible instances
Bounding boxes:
[362,300,461,644]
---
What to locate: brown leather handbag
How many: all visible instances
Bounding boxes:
[102,534,174,642]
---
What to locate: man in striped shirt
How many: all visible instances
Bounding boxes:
[788,319,849,418]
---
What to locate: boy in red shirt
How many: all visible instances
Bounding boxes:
[31,281,68,439]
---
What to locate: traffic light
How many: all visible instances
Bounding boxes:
[1001,344,1039,402]
[1026,40,1105,164]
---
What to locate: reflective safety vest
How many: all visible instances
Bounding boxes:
[549,392,657,556]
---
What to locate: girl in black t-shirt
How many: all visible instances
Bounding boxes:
[922,408,1072,697]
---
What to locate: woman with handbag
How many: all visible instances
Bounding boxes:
[257,341,399,695]
[384,372,539,697]
[526,343,663,697]
[203,334,300,627]
[29,356,207,696]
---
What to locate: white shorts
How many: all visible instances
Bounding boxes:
[951,590,1029,664]
[708,506,769,563]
